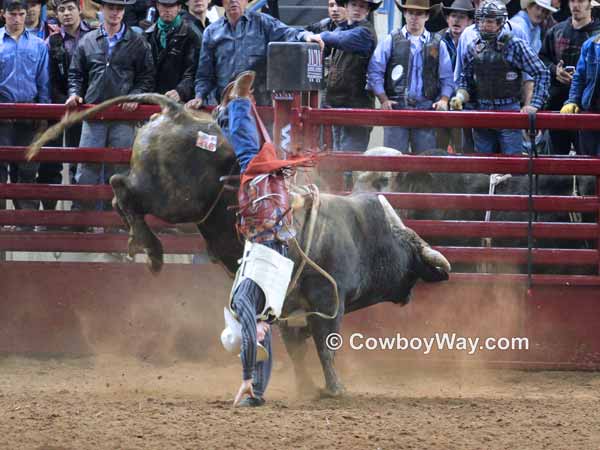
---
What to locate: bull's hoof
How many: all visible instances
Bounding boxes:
[127,236,142,258]
[319,384,346,399]
[146,253,163,274]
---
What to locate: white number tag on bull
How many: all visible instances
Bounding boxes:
[229,241,295,321]
[196,130,217,152]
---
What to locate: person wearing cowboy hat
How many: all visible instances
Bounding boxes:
[306,0,378,153]
[144,0,201,102]
[451,0,550,154]
[436,0,474,151]
[366,0,454,153]
[441,0,474,68]
[66,0,154,211]
[510,0,558,53]
[541,0,600,154]
[187,0,315,109]
[508,0,556,111]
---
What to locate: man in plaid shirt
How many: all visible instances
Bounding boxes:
[451,0,550,154]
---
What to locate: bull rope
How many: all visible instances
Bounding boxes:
[278,184,340,324]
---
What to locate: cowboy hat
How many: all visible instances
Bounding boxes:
[519,0,558,12]
[443,0,475,15]
[92,0,136,6]
[220,308,269,362]
[395,0,432,11]
[335,0,382,10]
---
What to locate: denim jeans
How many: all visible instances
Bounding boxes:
[579,130,600,156]
[332,124,372,152]
[473,102,523,155]
[0,120,39,210]
[219,98,260,173]
[383,99,436,154]
[73,121,134,211]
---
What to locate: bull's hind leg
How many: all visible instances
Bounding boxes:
[110,174,164,273]
[279,323,318,397]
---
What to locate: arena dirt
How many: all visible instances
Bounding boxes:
[1,350,599,450]
[2,261,600,449]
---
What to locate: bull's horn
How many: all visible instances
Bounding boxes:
[421,246,452,273]
[378,194,406,230]
[378,194,451,272]
[27,94,183,161]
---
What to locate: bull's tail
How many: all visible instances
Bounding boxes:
[26,94,184,161]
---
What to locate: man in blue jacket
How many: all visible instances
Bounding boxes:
[561,34,600,155]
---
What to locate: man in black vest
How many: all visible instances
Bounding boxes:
[307,0,379,152]
[144,0,201,103]
[367,0,454,153]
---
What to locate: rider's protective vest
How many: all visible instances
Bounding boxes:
[384,30,441,101]
[472,34,522,101]
[229,241,295,322]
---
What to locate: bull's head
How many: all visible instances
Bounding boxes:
[378,194,451,282]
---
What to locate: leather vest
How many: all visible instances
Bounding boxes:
[472,34,522,101]
[384,30,441,101]
[325,20,377,109]
[237,171,294,243]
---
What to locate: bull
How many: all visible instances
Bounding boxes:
[28,95,451,396]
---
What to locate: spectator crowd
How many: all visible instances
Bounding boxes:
[1,0,600,220]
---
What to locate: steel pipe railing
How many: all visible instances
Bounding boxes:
[0,103,274,122]
[300,107,600,131]
[318,153,600,175]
